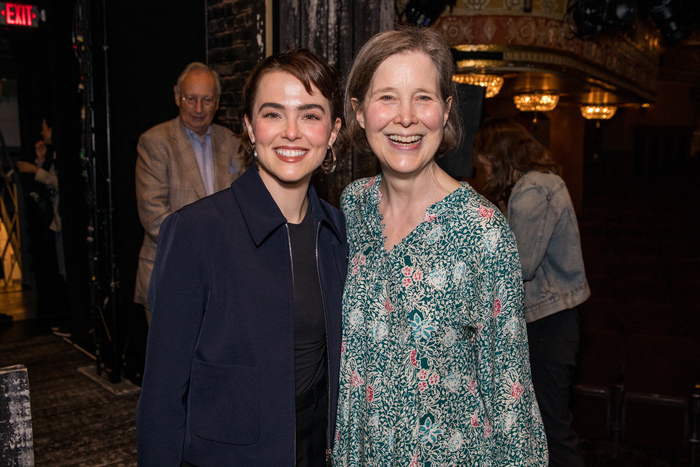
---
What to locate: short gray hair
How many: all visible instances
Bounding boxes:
[175,62,222,98]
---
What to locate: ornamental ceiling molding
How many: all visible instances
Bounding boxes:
[451,45,656,102]
[506,47,655,99]
[434,15,659,101]
[435,15,659,59]
[450,0,566,20]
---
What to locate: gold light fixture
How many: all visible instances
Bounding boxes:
[452,74,504,98]
[580,105,617,120]
[513,93,559,112]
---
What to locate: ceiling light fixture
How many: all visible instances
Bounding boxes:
[452,74,504,98]
[580,104,617,120]
[513,93,559,112]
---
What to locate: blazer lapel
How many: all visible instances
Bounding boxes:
[172,118,207,199]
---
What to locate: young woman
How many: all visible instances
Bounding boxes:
[136,49,347,467]
[333,28,547,466]
[474,117,590,467]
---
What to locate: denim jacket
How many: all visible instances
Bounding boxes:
[508,171,590,323]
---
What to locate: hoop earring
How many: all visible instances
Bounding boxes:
[323,146,336,174]
[252,144,259,169]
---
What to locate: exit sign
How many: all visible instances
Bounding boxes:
[0,3,39,28]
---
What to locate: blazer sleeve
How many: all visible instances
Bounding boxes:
[135,130,174,244]
[136,212,206,466]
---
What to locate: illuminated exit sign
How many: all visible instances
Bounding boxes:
[0,3,40,28]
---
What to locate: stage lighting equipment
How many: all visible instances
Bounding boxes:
[570,0,639,37]
[647,0,690,45]
[404,0,455,27]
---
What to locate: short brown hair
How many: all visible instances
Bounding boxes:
[473,118,561,204]
[239,48,346,170]
[345,26,462,158]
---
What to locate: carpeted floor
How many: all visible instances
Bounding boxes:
[0,323,694,467]
[1,328,695,466]
[0,334,138,466]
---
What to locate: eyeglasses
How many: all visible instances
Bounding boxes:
[181,95,217,109]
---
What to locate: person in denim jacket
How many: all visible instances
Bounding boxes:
[474,118,591,467]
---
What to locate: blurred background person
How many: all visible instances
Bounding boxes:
[474,117,591,467]
[134,62,241,324]
[333,28,547,466]
[16,117,68,334]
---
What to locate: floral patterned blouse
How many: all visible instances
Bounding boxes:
[333,175,548,467]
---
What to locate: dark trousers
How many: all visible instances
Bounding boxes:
[527,307,585,467]
[296,379,328,467]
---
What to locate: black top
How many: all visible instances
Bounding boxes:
[288,206,326,396]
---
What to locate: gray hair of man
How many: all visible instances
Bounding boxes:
[175,62,222,98]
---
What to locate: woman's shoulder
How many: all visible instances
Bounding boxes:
[344,176,379,194]
[511,172,570,208]
[518,170,565,190]
[340,175,379,207]
[448,183,500,217]
[437,184,512,236]
[177,188,238,227]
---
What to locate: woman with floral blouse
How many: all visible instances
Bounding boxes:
[332,27,548,466]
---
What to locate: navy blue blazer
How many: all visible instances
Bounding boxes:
[136,167,348,466]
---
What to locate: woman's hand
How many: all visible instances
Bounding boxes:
[16,161,39,174]
[35,140,47,159]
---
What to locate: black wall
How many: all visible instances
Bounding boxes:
[3,0,206,382]
[437,83,485,179]
[90,0,206,381]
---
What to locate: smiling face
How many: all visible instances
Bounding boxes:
[354,51,451,179]
[244,70,341,191]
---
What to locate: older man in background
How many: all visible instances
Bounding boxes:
[135,62,241,323]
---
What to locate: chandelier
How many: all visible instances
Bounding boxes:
[513,93,559,112]
[452,74,504,98]
[580,105,617,120]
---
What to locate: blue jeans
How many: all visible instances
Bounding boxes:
[527,307,585,467]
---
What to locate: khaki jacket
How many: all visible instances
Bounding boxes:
[134,116,241,306]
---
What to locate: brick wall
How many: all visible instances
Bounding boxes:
[204,0,392,206]
[207,0,265,133]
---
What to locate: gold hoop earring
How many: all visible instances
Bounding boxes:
[323,146,336,174]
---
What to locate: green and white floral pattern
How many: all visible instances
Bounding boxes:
[333,175,548,467]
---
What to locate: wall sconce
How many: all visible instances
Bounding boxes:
[452,74,504,98]
[580,104,617,120]
[513,93,559,112]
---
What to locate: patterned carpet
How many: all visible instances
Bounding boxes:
[0,333,138,466]
[1,330,695,466]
